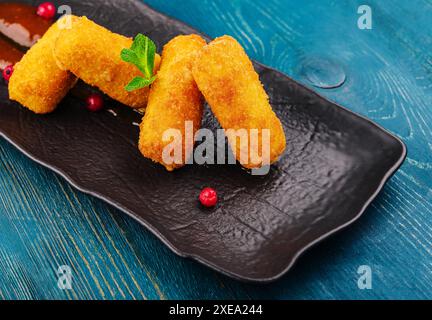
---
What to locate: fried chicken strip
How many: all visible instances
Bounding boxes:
[8,16,77,114]
[139,35,206,171]
[192,35,286,169]
[53,16,160,109]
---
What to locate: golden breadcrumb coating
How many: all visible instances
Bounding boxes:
[139,34,206,171]
[53,16,161,109]
[192,35,286,169]
[8,17,77,114]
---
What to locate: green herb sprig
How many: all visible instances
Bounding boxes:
[121,34,157,92]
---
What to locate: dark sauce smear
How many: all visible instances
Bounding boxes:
[0,2,52,47]
[0,2,53,70]
[0,36,23,69]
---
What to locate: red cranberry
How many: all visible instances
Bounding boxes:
[2,65,14,82]
[199,188,218,208]
[36,2,56,19]
[86,93,104,112]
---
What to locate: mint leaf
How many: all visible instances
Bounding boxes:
[121,34,157,91]
[131,34,156,78]
[125,76,156,92]
[120,49,143,72]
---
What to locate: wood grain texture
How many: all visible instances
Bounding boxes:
[0,0,431,299]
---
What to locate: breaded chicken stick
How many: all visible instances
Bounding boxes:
[8,16,77,114]
[54,16,161,109]
[192,35,286,169]
[139,35,206,171]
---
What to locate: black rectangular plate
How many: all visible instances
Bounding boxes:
[0,0,406,282]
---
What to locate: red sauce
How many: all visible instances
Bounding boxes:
[0,36,23,69]
[0,3,52,47]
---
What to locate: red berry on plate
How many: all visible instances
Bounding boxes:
[2,65,14,82]
[199,188,218,208]
[86,93,104,112]
[36,2,56,19]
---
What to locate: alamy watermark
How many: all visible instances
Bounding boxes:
[162,121,272,175]
[357,5,373,30]
[57,265,73,290]
[58,5,73,30]
[357,265,372,290]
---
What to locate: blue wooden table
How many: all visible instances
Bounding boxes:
[1,0,431,300]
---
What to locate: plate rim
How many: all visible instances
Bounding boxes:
[0,0,408,283]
